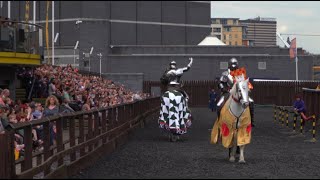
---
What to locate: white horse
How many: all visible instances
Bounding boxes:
[211,74,251,163]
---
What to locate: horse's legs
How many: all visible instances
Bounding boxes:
[239,145,246,163]
[229,147,236,162]
[229,136,237,162]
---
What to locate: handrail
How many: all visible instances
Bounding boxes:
[302,88,320,92]
[11,97,159,131]
[0,19,44,28]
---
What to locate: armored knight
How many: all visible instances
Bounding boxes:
[161,57,193,101]
[217,57,255,126]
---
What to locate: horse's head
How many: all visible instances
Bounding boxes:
[235,78,250,109]
[229,78,249,109]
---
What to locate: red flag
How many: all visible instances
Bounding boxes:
[289,38,297,59]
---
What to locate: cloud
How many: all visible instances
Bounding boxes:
[296,9,314,17]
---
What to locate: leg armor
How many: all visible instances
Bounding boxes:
[216,93,230,118]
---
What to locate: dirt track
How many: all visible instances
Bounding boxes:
[72,107,320,179]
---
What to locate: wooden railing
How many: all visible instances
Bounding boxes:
[0,97,160,179]
[302,88,320,119]
[251,80,319,106]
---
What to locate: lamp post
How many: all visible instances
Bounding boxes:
[74,41,79,67]
[52,1,55,65]
[89,46,94,72]
[97,53,102,77]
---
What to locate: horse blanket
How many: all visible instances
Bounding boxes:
[159,90,191,135]
[210,98,252,148]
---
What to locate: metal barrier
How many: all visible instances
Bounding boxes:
[0,97,160,179]
[273,105,317,142]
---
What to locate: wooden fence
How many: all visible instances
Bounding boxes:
[0,97,160,179]
[302,88,320,119]
[251,80,319,106]
[143,80,217,107]
[143,80,320,107]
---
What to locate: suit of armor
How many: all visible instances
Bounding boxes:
[162,58,193,101]
[217,58,255,126]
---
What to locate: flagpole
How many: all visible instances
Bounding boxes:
[295,39,298,80]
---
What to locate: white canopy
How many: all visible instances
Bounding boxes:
[198,35,226,46]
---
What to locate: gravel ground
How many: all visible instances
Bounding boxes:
[72,107,320,179]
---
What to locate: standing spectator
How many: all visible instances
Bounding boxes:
[48,78,57,96]
[208,88,217,112]
[43,95,59,146]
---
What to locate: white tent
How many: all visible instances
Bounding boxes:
[198,35,226,46]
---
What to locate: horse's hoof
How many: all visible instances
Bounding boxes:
[171,135,178,142]
[239,159,246,164]
[229,157,235,162]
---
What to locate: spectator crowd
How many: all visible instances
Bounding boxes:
[1,64,151,159]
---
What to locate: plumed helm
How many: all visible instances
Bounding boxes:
[228,57,239,71]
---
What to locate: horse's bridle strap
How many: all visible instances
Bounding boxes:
[232,95,240,103]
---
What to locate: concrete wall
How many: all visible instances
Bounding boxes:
[102,55,314,81]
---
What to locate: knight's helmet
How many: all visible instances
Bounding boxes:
[228,57,239,71]
[170,61,177,70]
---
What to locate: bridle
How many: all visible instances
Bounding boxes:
[232,82,242,103]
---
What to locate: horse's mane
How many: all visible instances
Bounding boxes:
[229,67,248,96]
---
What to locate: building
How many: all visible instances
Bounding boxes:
[240,17,277,47]
[211,18,246,46]
[3,1,211,70]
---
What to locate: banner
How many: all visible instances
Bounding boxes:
[289,38,297,59]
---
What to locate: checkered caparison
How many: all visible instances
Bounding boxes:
[158,90,190,135]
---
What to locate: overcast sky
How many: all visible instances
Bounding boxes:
[211,1,320,54]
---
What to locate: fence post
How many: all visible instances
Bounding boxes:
[300,114,304,134]
[0,131,15,179]
[311,117,317,142]
[293,112,297,132]
[274,105,277,123]
[286,110,289,128]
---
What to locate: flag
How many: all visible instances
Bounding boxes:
[289,38,297,59]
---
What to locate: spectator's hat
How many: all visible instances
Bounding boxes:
[295,94,302,98]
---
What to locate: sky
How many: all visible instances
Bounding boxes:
[211,1,320,54]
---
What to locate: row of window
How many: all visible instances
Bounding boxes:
[213,19,238,25]
[220,62,266,70]
[223,34,239,39]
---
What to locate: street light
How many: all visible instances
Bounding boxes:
[73,41,79,67]
[97,53,103,77]
[89,46,94,72]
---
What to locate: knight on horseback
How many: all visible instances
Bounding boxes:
[159,57,193,142]
[216,57,255,127]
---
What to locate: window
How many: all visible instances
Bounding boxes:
[220,62,228,70]
[224,27,231,32]
[235,41,238,46]
[223,34,226,40]
[233,19,237,25]
[258,62,267,70]
[221,19,227,25]
[217,35,221,40]
[235,34,238,39]
[213,28,221,32]
[229,41,232,45]
[229,34,232,39]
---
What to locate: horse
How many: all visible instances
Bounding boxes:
[158,88,192,142]
[211,73,252,163]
